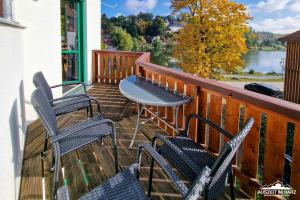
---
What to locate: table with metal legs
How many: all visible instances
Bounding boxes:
[119,75,191,148]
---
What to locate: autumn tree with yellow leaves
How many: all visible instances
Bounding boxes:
[172,0,251,78]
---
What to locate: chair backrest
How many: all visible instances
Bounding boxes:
[31,87,57,137]
[33,71,54,104]
[205,117,254,198]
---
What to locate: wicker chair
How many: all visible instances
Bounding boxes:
[33,71,100,117]
[31,88,118,200]
[56,143,212,200]
[150,114,254,200]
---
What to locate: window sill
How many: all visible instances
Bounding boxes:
[0,18,26,29]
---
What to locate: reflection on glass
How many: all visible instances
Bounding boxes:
[61,0,78,50]
[62,54,78,81]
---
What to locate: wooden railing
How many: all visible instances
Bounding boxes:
[92,50,300,199]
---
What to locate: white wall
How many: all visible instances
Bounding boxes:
[19,0,62,121]
[0,0,100,198]
[0,25,25,200]
[85,0,101,84]
[0,0,61,199]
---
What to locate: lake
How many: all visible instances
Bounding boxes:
[152,50,286,74]
[242,50,286,74]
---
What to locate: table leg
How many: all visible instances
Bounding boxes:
[129,103,144,148]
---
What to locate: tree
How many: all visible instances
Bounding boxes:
[101,14,114,33]
[172,0,250,78]
[151,37,165,56]
[147,16,167,36]
[132,36,147,51]
[137,12,153,22]
[111,27,133,51]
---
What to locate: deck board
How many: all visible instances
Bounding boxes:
[20,83,250,200]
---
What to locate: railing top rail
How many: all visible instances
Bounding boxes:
[94,50,300,123]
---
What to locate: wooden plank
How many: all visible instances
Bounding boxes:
[19,154,43,199]
[166,77,175,136]
[176,80,185,131]
[208,94,222,153]
[240,107,261,197]
[111,54,116,83]
[159,75,167,130]
[123,56,128,78]
[127,56,134,76]
[185,84,199,141]
[132,55,137,76]
[153,73,160,124]
[77,145,106,189]
[92,51,98,83]
[224,98,240,142]
[99,53,104,83]
[116,55,121,82]
[103,54,109,83]
[264,115,287,184]
[145,70,152,118]
[290,123,300,200]
[198,90,208,145]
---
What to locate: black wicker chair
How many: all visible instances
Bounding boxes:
[31,88,118,200]
[150,114,254,200]
[33,71,100,117]
[56,143,212,200]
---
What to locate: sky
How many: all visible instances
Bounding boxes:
[101,0,300,34]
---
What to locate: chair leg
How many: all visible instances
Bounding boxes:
[50,153,55,172]
[43,135,48,156]
[147,158,155,198]
[229,171,235,200]
[111,123,119,173]
[86,108,89,118]
[113,142,118,173]
[89,103,93,118]
[52,158,60,200]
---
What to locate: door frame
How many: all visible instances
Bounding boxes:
[61,0,86,84]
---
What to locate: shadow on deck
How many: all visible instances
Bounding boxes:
[19,84,250,200]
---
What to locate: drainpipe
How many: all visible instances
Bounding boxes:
[2,0,12,20]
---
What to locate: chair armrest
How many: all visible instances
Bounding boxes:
[52,118,113,142]
[152,133,203,176]
[53,97,101,113]
[137,143,189,197]
[184,114,233,139]
[50,82,87,94]
[51,94,89,103]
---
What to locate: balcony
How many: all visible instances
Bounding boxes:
[20,50,300,199]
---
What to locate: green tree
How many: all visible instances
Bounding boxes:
[147,16,167,36]
[132,36,147,51]
[101,14,114,33]
[101,41,108,50]
[151,37,165,56]
[137,12,153,22]
[172,0,250,78]
[111,27,133,51]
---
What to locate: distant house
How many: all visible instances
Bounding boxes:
[280,30,300,104]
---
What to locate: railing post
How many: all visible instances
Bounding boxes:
[92,51,98,83]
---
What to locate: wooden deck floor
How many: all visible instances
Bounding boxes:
[19,84,249,200]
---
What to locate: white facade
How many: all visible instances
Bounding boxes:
[0,0,101,199]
